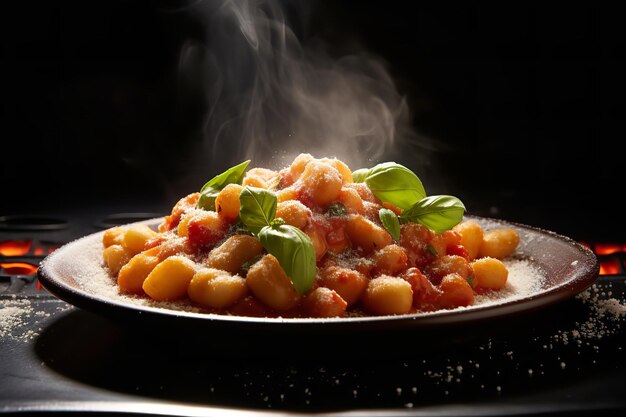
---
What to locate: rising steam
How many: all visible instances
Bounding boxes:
[176,0,439,188]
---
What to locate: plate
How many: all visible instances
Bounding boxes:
[38,216,599,333]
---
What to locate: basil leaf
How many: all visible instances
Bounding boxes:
[327,201,348,217]
[364,162,426,210]
[229,219,254,236]
[240,253,264,274]
[426,244,438,256]
[239,186,277,234]
[379,208,400,241]
[258,224,316,295]
[351,168,370,183]
[270,217,286,227]
[197,160,251,210]
[399,195,466,234]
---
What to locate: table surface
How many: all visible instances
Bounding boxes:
[1,276,626,416]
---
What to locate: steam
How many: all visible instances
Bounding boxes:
[177,0,438,180]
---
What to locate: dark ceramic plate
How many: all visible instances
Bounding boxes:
[38,216,599,333]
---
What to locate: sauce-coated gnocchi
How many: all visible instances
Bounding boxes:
[103,154,520,318]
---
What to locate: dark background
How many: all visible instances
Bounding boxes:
[2,1,624,240]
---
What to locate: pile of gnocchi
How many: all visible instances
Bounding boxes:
[102,154,520,318]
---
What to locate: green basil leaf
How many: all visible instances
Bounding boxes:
[230,219,254,236]
[197,160,251,210]
[258,224,316,295]
[426,244,438,256]
[379,208,400,241]
[239,186,277,234]
[270,217,286,227]
[351,168,370,183]
[240,253,264,274]
[364,162,426,210]
[399,195,466,234]
[327,201,348,217]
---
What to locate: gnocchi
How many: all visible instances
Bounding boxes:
[103,154,521,318]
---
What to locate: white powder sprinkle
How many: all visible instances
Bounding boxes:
[0,298,41,341]
[473,259,545,307]
[44,224,549,319]
[43,231,206,314]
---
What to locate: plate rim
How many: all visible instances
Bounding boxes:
[37,215,600,329]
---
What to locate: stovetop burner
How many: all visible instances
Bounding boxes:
[0,212,165,298]
[95,213,165,230]
[1,212,625,416]
[0,215,69,231]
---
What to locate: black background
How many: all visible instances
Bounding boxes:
[2,1,625,240]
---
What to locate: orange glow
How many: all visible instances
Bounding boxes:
[47,245,61,254]
[578,241,591,249]
[33,243,62,255]
[0,262,38,275]
[594,243,626,255]
[599,259,621,275]
[0,240,32,256]
[37,242,63,255]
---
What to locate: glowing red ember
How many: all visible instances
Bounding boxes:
[594,243,626,256]
[0,240,32,256]
[34,242,62,255]
[599,259,621,276]
[0,262,38,275]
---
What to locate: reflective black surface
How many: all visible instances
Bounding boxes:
[1,278,625,415]
[2,3,626,413]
